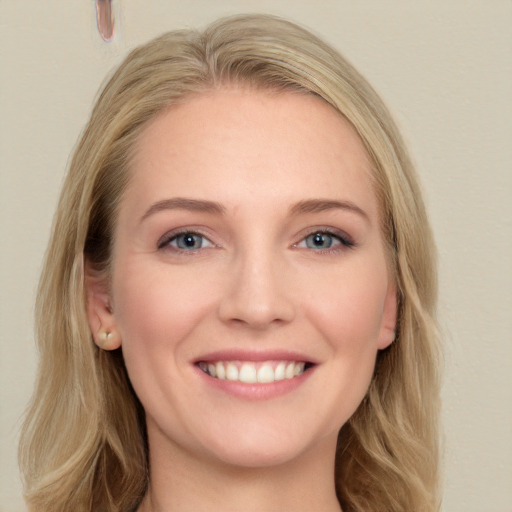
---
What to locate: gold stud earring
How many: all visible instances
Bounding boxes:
[99,330,111,344]
[98,330,115,349]
[96,329,121,350]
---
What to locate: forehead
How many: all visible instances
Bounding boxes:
[125,87,378,219]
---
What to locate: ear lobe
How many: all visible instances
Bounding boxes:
[377,282,398,350]
[85,262,122,351]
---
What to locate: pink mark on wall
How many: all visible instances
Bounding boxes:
[95,0,114,42]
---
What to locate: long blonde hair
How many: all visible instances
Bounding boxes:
[19,14,441,512]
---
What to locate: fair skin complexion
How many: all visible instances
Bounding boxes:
[87,88,396,512]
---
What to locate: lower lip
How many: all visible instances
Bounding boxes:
[194,365,315,401]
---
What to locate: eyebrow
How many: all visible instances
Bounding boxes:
[289,199,369,221]
[140,197,368,223]
[140,197,226,222]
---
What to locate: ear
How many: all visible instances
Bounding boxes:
[84,261,122,351]
[377,281,398,350]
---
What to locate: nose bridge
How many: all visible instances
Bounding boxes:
[218,242,295,328]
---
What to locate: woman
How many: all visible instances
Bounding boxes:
[19,14,441,512]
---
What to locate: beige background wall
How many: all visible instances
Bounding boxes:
[1,1,511,511]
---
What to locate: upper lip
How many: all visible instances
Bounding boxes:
[193,349,318,364]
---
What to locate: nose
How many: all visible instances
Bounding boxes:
[218,249,296,329]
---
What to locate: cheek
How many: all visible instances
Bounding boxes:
[111,260,219,358]
[302,261,390,351]
[291,264,390,436]
[110,261,223,425]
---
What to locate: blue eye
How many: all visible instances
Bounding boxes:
[304,232,337,249]
[296,230,354,251]
[173,233,204,249]
[159,231,214,251]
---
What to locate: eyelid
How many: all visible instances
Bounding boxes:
[156,225,354,252]
[293,227,355,250]
[157,227,216,250]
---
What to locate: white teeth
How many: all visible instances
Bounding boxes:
[285,362,295,379]
[294,362,305,376]
[274,362,286,381]
[215,361,225,379]
[207,364,217,378]
[226,363,239,381]
[257,364,275,383]
[239,363,258,383]
[200,360,308,383]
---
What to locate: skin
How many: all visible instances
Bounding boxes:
[87,87,397,511]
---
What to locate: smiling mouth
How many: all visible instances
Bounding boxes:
[197,360,314,384]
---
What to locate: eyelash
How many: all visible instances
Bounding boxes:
[157,229,215,252]
[293,228,355,254]
[157,228,355,254]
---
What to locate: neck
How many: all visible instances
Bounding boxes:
[137,432,342,512]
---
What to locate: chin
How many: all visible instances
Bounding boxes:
[207,441,310,470]
[194,419,335,470]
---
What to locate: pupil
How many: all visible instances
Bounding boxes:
[184,235,196,247]
[306,232,332,249]
[314,234,324,246]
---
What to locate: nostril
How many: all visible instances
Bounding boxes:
[218,293,296,328]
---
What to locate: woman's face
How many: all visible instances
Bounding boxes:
[89,88,396,469]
